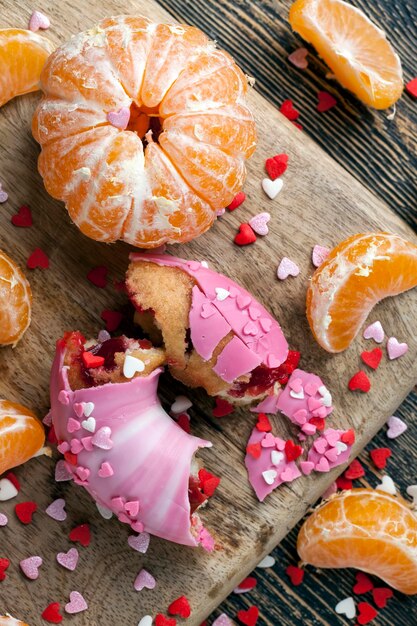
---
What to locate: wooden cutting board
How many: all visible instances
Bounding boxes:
[1,1,416,624]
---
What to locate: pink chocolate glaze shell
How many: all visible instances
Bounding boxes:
[129,254,289,382]
[50,343,212,547]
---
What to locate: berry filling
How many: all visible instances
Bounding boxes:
[230,350,301,398]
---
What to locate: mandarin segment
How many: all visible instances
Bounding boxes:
[0,250,32,347]
[0,617,30,626]
[306,233,417,352]
[289,0,403,109]
[0,399,45,475]
[297,488,417,594]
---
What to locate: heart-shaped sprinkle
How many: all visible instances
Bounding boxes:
[58,390,70,405]
[376,475,396,495]
[277,257,300,280]
[248,306,260,321]
[131,520,144,533]
[249,212,271,236]
[271,450,284,465]
[300,461,314,475]
[275,437,286,450]
[0,188,8,203]
[87,265,108,288]
[107,107,130,130]
[262,469,277,485]
[256,413,272,432]
[324,447,338,463]
[324,430,340,447]
[96,502,113,519]
[289,377,303,393]
[363,320,384,343]
[259,317,272,333]
[97,461,113,478]
[257,555,275,568]
[201,302,216,318]
[125,500,140,517]
[57,548,79,571]
[20,555,42,580]
[128,532,150,554]
[73,403,84,418]
[29,10,50,31]
[320,392,332,407]
[286,565,304,586]
[304,381,320,396]
[370,447,391,469]
[406,77,417,97]
[215,287,230,301]
[171,395,192,414]
[46,498,67,521]
[280,466,299,482]
[82,402,94,417]
[27,247,49,269]
[246,442,262,459]
[81,416,96,432]
[237,606,259,626]
[134,568,156,591]
[0,478,18,501]
[301,422,316,435]
[290,388,304,400]
[348,370,371,392]
[0,513,8,526]
[168,595,191,618]
[317,90,337,112]
[344,459,365,480]
[234,223,257,246]
[41,602,63,623]
[15,501,37,524]
[280,99,299,121]
[357,602,377,625]
[313,437,328,454]
[227,190,246,211]
[341,429,355,445]
[311,244,330,267]
[265,153,288,180]
[285,440,303,461]
[386,415,407,439]
[81,436,93,451]
[361,348,383,369]
[65,591,88,614]
[71,439,83,455]
[335,597,356,619]
[57,441,70,454]
[123,354,145,378]
[67,417,81,433]
[406,484,417,505]
[138,616,153,626]
[387,336,408,360]
[261,432,276,448]
[69,523,91,547]
[155,616,176,626]
[11,204,33,227]
[243,320,258,336]
[353,571,374,594]
[262,177,284,200]
[82,351,104,369]
[293,409,307,425]
[372,587,393,609]
[315,456,330,472]
[101,309,123,332]
[288,47,309,69]
[92,426,113,450]
[237,294,251,309]
[336,441,348,454]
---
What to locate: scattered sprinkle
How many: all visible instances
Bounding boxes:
[137,617,153,626]
[236,606,259,626]
[344,459,365,480]
[87,265,108,288]
[353,571,374,594]
[82,350,105,369]
[406,484,417,506]
[405,77,417,98]
[27,247,49,269]
[171,395,192,414]
[257,554,275,568]
[357,602,378,625]
[387,336,408,360]
[348,370,371,393]
[0,184,8,203]
[285,565,304,586]
[317,91,337,112]
[249,212,271,236]
[335,597,356,619]
[69,523,91,547]
[155,616,176,626]
[123,354,145,378]
[311,244,330,267]
[288,47,309,69]
[386,415,407,439]
[213,397,234,417]
[227,191,246,211]
[370,447,391,470]
[277,257,300,280]
[234,223,257,246]
[265,154,288,180]
[56,548,79,571]
[15,501,37,524]
[134,568,156,591]
[376,475,396,495]
[363,321,384,343]
[336,476,353,490]
[41,602,63,623]
[65,591,88,614]
[280,99,300,121]
[212,616,233,626]
[29,10,50,31]
[372,587,393,609]
[0,513,8,526]
[107,107,130,130]
[360,348,382,370]
[255,413,272,432]
[11,204,33,227]
[46,498,67,521]
[101,310,123,332]
[233,576,257,594]
[20,555,42,580]
[262,177,284,200]
[168,596,191,618]
[0,478,19,501]
[128,532,150,554]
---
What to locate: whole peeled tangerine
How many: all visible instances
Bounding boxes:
[126,254,289,405]
[32,16,256,248]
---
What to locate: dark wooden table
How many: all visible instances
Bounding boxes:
[158,0,417,624]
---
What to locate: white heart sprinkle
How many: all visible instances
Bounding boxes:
[271,451,284,465]
[81,417,96,433]
[257,554,275,568]
[406,484,417,506]
[363,320,384,343]
[123,354,145,378]
[335,597,356,619]
[262,177,283,200]
[249,212,271,236]
[277,257,300,280]
[262,469,277,485]
[386,415,408,439]
[83,402,94,417]
[387,336,408,360]
[96,502,113,519]
[215,287,230,301]
[335,441,348,454]
[137,617,153,626]
[171,395,192,414]
[376,475,396,495]
[0,478,18,501]
[200,260,209,268]
[290,389,304,400]
[321,393,332,407]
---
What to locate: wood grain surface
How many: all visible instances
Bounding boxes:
[0,1,416,625]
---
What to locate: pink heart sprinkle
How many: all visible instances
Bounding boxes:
[125,500,140,517]
[304,381,320,396]
[311,244,330,268]
[387,415,407,439]
[0,190,8,203]
[293,409,308,425]
[324,447,339,463]
[57,548,79,571]
[119,512,131,524]
[92,426,113,450]
[76,467,90,482]
[111,496,125,511]
[58,390,70,405]
[0,513,8,526]
[300,461,314,475]
[275,437,286,451]
[315,456,330,472]
[236,294,251,310]
[55,461,73,483]
[267,354,281,368]
[289,377,303,393]
[131,520,144,533]
[312,406,328,418]
[67,417,81,433]
[46,498,67,522]
[43,411,53,426]
[249,212,271,236]
[280,466,298,482]
[29,10,50,31]
[107,107,130,130]
[324,430,340,447]
[261,433,276,448]
[212,615,234,626]
[288,47,309,69]
[259,317,272,333]
[277,257,300,280]
[363,320,384,343]
[65,591,88,614]
[308,397,322,412]
[73,403,84,418]
[301,422,316,435]
[201,302,216,318]
[57,441,70,454]
[81,436,94,451]
[70,439,83,454]
[134,568,156,591]
[20,556,42,580]
[314,438,328,454]
[387,336,408,360]
[248,306,261,321]
[128,532,150,554]
[243,320,258,336]
[98,462,114,478]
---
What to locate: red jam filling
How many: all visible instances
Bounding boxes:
[229,350,301,398]
[188,475,208,514]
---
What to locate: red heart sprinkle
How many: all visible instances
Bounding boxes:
[317,91,337,112]
[309,416,325,431]
[370,447,392,470]
[69,523,91,547]
[101,310,123,332]
[292,121,303,130]
[177,413,191,433]
[344,459,365,480]
[406,77,417,98]
[285,440,303,462]
[41,603,63,624]
[237,605,259,626]
[353,571,374,594]
[255,413,272,432]
[357,602,378,625]
[15,501,37,524]
[47,424,58,444]
[336,476,353,490]
[87,265,108,288]
[372,586,393,608]
[237,576,257,591]
[348,370,371,392]
[155,615,176,626]
[168,595,191,618]
[285,565,304,586]
[265,154,288,180]
[361,348,383,370]
[0,557,10,579]
[341,429,355,445]
[198,468,221,497]
[64,451,78,466]
[227,191,246,211]
[11,204,33,227]
[213,398,234,418]
[27,247,49,269]
[234,223,257,246]
[247,442,262,459]
[5,472,20,491]
[82,351,105,369]
[280,99,300,121]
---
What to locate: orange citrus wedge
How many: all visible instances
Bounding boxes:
[306,232,417,352]
[0,29,54,107]
[0,249,32,346]
[297,488,417,594]
[0,617,29,626]
[289,0,403,109]
[0,399,45,475]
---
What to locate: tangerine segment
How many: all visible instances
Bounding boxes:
[297,488,417,595]
[289,0,403,109]
[0,250,32,347]
[0,617,29,626]
[0,399,45,475]
[306,233,417,353]
[0,29,53,107]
